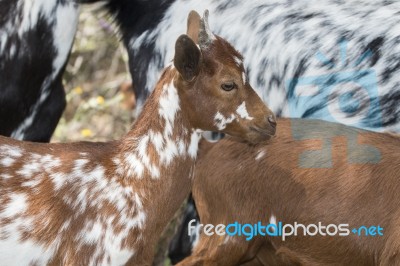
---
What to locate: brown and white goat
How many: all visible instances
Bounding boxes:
[178,118,400,266]
[0,10,276,266]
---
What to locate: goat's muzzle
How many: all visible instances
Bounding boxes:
[246,114,277,143]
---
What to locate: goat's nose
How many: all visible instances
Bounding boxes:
[267,115,277,128]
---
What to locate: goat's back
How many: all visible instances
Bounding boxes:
[193,118,400,265]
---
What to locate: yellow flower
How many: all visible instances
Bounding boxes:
[96,96,105,105]
[81,128,92,138]
[73,86,83,95]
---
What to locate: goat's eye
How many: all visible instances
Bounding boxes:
[221,82,236,91]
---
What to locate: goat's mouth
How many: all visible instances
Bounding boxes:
[249,125,276,138]
[230,125,275,145]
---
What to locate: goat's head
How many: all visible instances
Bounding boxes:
[174,10,276,144]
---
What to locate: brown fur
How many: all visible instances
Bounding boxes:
[178,118,400,266]
[0,11,275,265]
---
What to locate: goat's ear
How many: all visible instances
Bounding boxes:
[174,34,201,82]
[187,10,201,43]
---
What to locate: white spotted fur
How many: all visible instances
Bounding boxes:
[214,101,254,130]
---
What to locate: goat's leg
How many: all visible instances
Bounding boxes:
[245,241,299,266]
[22,79,66,142]
[176,234,260,266]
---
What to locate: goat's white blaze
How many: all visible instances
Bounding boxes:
[256,150,266,160]
[136,135,160,178]
[177,139,186,155]
[234,56,243,67]
[125,153,145,177]
[236,102,254,120]
[160,138,179,165]
[214,112,236,130]
[159,82,180,136]
[214,101,254,130]
[188,130,202,159]
[242,71,247,84]
[149,130,164,151]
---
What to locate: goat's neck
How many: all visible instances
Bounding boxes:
[120,66,200,176]
[116,66,200,224]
